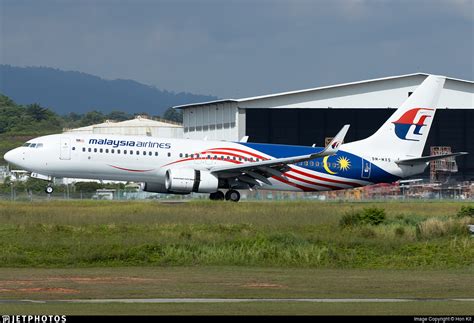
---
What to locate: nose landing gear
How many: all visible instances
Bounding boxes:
[45,184,54,194]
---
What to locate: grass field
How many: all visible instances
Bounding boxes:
[0,200,472,269]
[0,200,473,314]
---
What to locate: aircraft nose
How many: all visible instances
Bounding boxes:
[4,148,19,165]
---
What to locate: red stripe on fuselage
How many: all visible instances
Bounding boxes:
[207,147,269,160]
[284,173,342,190]
[108,165,155,172]
[271,176,313,192]
[162,157,242,168]
[289,167,360,187]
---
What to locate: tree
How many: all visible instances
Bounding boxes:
[79,110,105,126]
[162,107,183,123]
[26,103,49,121]
[106,110,131,122]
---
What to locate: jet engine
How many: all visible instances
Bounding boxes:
[143,182,169,194]
[165,168,218,193]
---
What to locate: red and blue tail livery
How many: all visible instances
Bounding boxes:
[393,108,434,141]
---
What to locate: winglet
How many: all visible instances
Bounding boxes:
[320,124,350,156]
[239,136,249,143]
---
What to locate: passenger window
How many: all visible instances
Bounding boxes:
[111,149,114,154]
[155,152,158,156]
[100,149,103,153]
[82,147,86,152]
[94,148,97,153]
[179,153,183,158]
[72,147,76,151]
[88,148,91,152]
[105,149,108,153]
[168,152,171,157]
[124,150,127,155]
[136,151,139,155]
[143,151,146,156]
[130,150,133,155]
[149,151,152,156]
[118,149,121,154]
[185,153,189,158]
[304,161,308,166]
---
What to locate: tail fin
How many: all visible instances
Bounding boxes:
[353,75,445,158]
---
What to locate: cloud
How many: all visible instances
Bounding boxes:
[1,0,472,98]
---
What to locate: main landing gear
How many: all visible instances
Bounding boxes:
[209,190,240,202]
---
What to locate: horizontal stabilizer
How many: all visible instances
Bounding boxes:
[395,152,468,166]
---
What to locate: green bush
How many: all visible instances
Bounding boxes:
[339,207,386,227]
[339,209,361,227]
[360,207,386,225]
[456,206,474,218]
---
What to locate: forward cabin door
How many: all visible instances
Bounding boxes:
[60,137,71,160]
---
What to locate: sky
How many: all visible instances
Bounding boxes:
[1,0,473,98]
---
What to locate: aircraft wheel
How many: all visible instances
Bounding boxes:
[210,191,225,201]
[45,185,54,194]
[225,190,240,202]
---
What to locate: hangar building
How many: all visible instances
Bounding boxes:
[65,115,183,138]
[174,73,473,181]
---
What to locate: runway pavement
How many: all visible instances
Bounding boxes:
[1,298,473,304]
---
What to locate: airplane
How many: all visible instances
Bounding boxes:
[3,75,468,202]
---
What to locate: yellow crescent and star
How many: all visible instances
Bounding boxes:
[323,156,351,175]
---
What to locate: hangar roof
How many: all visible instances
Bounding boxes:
[65,115,182,133]
[174,73,473,110]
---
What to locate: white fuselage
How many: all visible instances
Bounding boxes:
[4,133,426,194]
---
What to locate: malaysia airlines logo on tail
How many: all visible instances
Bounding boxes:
[392,108,434,141]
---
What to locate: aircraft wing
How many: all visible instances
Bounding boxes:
[210,125,349,185]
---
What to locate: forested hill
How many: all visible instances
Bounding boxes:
[0,65,217,116]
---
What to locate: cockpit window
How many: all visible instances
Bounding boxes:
[22,142,43,148]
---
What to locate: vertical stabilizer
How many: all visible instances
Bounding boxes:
[347,75,445,158]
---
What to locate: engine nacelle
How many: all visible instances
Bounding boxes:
[165,168,218,193]
[143,182,169,194]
